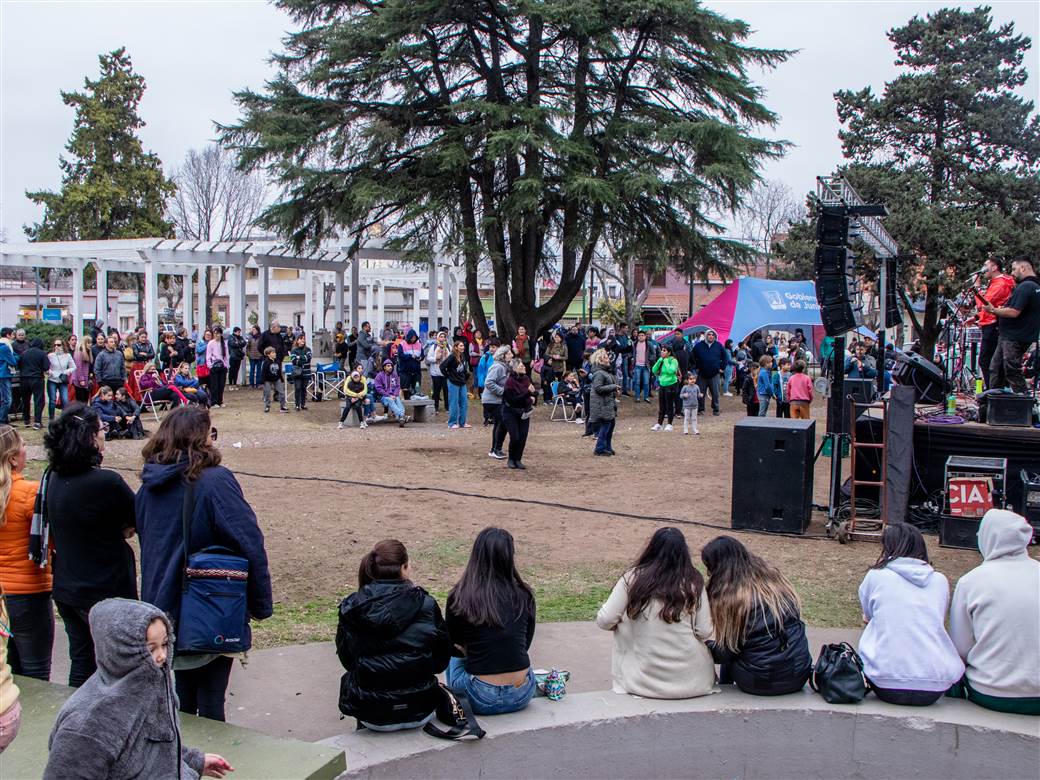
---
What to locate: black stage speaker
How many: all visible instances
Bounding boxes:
[893,352,947,404]
[732,418,815,534]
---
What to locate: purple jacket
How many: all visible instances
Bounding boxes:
[373,369,400,398]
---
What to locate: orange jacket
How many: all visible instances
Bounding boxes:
[0,473,51,595]
[975,274,1015,327]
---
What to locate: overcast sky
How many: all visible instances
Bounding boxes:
[1,0,1037,241]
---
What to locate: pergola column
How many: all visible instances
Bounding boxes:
[229,264,246,331]
[335,268,345,327]
[144,260,159,347]
[350,256,360,328]
[196,267,207,331]
[257,265,270,330]
[71,263,84,338]
[181,273,193,333]
[95,265,108,326]
[450,271,460,331]
[365,284,373,325]
[304,270,314,334]
[376,281,386,330]
[428,263,439,330]
[441,265,450,331]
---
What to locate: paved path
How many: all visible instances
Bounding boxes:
[49,621,861,743]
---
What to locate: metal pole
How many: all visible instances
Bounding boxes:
[688,274,695,320]
[828,334,847,522]
[35,269,41,320]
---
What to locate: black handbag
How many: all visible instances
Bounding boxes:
[422,683,486,741]
[810,642,867,704]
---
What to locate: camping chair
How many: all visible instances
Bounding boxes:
[135,369,179,422]
[549,381,572,422]
[315,362,344,399]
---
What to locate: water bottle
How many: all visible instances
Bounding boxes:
[946,393,957,415]
[975,378,984,395]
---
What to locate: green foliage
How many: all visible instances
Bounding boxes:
[15,322,72,344]
[593,298,629,326]
[833,6,1040,356]
[769,217,817,281]
[25,48,176,241]
[222,0,790,339]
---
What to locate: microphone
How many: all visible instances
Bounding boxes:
[970,268,986,277]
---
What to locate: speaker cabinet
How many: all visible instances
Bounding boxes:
[893,352,946,404]
[731,418,815,534]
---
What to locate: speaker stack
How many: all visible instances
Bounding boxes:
[814,205,863,336]
[892,351,947,404]
[731,418,815,534]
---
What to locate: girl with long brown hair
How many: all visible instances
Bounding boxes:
[596,528,715,699]
[336,540,451,731]
[700,536,812,696]
[136,405,272,721]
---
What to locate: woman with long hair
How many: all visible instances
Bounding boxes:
[336,540,451,731]
[46,338,74,420]
[0,426,52,681]
[481,345,512,459]
[441,338,471,429]
[136,405,272,721]
[205,326,230,408]
[651,344,680,431]
[446,527,537,715]
[596,528,715,699]
[246,325,263,389]
[43,403,138,687]
[501,359,537,469]
[858,525,963,706]
[700,536,812,696]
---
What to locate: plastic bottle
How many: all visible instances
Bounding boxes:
[946,393,957,415]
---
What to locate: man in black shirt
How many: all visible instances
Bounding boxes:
[984,257,1040,394]
[258,321,289,363]
[19,338,49,428]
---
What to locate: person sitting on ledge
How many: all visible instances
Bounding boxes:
[948,509,1040,715]
[595,527,716,699]
[857,524,964,706]
[336,540,451,732]
[373,359,409,427]
[700,536,812,696]
[446,527,537,715]
[43,598,233,779]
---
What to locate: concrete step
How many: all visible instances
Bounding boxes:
[3,676,345,780]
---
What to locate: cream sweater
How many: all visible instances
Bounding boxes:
[0,595,18,717]
[596,575,718,699]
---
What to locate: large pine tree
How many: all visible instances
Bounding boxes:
[25,48,175,241]
[222,0,788,338]
[834,6,1040,357]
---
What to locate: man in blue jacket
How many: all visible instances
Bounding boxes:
[692,329,727,416]
[0,328,19,425]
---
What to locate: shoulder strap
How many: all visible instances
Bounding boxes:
[181,480,196,582]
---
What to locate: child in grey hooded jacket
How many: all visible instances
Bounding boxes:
[44,598,232,779]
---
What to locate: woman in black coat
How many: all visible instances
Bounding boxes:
[336,540,452,731]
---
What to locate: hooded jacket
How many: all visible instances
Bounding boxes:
[373,363,401,398]
[44,599,206,779]
[135,461,273,644]
[949,509,1039,699]
[709,605,812,696]
[440,350,470,386]
[589,367,619,422]
[857,558,964,692]
[397,331,423,375]
[336,580,451,726]
[481,356,509,404]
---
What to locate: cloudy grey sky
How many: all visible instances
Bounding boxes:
[2,0,1037,240]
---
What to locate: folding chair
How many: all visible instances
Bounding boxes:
[135,370,177,422]
[549,381,572,421]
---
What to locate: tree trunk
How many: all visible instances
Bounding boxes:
[919,292,941,361]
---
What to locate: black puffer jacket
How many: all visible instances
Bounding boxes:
[336,580,452,726]
[709,606,812,695]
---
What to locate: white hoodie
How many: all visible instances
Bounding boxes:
[858,557,964,692]
[949,509,1040,699]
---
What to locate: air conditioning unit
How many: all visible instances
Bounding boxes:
[48,296,63,304]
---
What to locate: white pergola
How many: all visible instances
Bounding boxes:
[0,238,462,344]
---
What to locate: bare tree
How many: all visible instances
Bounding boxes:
[591,240,656,326]
[737,179,802,278]
[167,145,266,323]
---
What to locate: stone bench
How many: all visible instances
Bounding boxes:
[6,676,346,780]
[338,397,433,426]
[320,687,1039,779]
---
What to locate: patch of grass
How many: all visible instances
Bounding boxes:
[419,538,471,570]
[789,575,862,628]
[252,597,340,647]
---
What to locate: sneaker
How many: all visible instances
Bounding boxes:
[724,392,733,397]
[450,424,460,430]
[359,421,368,429]
[462,423,472,429]
[651,423,662,431]
[684,429,689,435]
[279,407,288,413]
[490,450,507,460]
[664,424,673,432]
[713,410,720,416]
[695,430,700,435]
[264,407,270,413]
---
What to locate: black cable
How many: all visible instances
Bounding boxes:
[110,466,834,541]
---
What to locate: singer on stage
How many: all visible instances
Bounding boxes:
[984,257,1040,394]
[967,257,1015,389]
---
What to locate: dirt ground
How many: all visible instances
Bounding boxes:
[24,380,991,645]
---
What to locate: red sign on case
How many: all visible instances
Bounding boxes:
[947,477,994,518]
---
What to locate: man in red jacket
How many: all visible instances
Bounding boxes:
[968,257,1015,389]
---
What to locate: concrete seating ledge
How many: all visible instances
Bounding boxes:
[320,687,1040,780]
[5,676,346,780]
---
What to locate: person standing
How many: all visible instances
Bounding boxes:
[564,324,586,372]
[679,372,700,435]
[983,257,1040,395]
[289,335,312,412]
[502,360,536,469]
[246,325,263,388]
[968,257,1016,389]
[482,346,512,459]
[425,331,450,414]
[844,342,878,380]
[542,331,568,405]
[205,327,230,408]
[42,404,138,687]
[511,325,533,372]
[651,344,680,431]
[772,357,792,419]
[46,339,74,421]
[94,336,127,393]
[18,339,49,430]
[441,339,471,429]
[589,349,620,456]
[258,321,288,365]
[137,405,272,722]
[786,361,814,419]
[755,355,774,416]
[227,326,246,387]
[355,321,380,375]
[260,347,288,413]
[0,330,17,426]
[70,336,93,404]
[396,330,423,398]
[0,426,52,681]
[692,329,726,417]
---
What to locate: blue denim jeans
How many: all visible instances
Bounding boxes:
[594,418,615,453]
[723,364,734,393]
[758,397,772,416]
[446,657,536,716]
[47,381,69,418]
[381,395,405,418]
[0,378,11,424]
[632,366,650,401]
[248,358,263,387]
[447,381,468,426]
[621,362,631,393]
[5,591,54,681]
